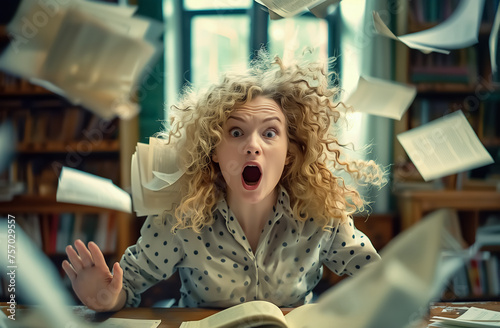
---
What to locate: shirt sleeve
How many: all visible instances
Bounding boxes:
[321,217,381,277]
[119,215,184,307]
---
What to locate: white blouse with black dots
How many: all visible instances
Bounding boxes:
[120,185,380,308]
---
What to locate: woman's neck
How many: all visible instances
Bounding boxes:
[226,188,278,241]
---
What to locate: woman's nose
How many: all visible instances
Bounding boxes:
[245,134,261,155]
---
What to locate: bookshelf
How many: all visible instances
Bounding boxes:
[393,0,500,301]
[0,64,139,302]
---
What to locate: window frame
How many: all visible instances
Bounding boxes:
[179,2,339,86]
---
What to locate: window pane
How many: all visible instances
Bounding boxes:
[184,0,252,11]
[269,17,328,63]
[191,16,250,87]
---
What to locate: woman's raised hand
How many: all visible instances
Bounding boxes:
[62,239,126,312]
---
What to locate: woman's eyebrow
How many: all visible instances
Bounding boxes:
[227,115,282,124]
[227,115,245,122]
[262,116,282,124]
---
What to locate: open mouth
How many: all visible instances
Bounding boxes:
[242,165,262,189]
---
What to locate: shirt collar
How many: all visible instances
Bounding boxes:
[215,185,292,221]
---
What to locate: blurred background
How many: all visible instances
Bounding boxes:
[0,0,499,306]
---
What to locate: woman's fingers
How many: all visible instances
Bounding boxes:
[74,239,94,268]
[62,260,77,282]
[65,244,83,271]
[110,262,123,293]
[88,241,107,269]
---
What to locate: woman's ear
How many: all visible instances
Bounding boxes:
[212,152,219,163]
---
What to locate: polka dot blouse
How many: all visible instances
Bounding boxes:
[120,186,380,308]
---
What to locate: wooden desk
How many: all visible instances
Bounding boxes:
[85,307,223,327]
[0,304,292,328]
[398,190,500,244]
[2,302,498,327]
[89,303,500,327]
[108,307,294,327]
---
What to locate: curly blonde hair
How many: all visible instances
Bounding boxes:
[159,52,386,232]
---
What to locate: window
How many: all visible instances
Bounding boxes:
[269,17,329,64]
[184,0,252,11]
[179,1,335,89]
[191,15,250,86]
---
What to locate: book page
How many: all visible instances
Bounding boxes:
[0,226,160,328]
[98,318,161,328]
[74,0,138,19]
[490,2,500,75]
[131,141,187,216]
[149,137,186,187]
[256,0,326,17]
[373,0,484,54]
[431,307,500,327]
[40,8,155,119]
[0,0,162,119]
[0,0,65,79]
[179,301,288,328]
[0,223,85,327]
[56,166,132,213]
[344,76,416,120]
[397,111,494,181]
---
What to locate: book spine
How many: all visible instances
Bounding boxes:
[467,256,482,296]
[485,253,499,296]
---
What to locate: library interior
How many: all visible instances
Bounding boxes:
[0,0,499,327]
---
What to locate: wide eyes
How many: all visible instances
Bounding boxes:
[229,128,277,138]
[230,128,243,137]
[264,130,276,138]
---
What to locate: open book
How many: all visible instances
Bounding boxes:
[180,209,466,328]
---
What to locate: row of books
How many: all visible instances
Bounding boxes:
[12,212,118,255]
[0,72,48,94]
[410,48,477,85]
[409,0,460,24]
[0,158,121,200]
[0,101,119,149]
[409,99,468,129]
[447,251,500,299]
[409,98,500,142]
[409,0,499,25]
[479,101,500,143]
[0,213,118,302]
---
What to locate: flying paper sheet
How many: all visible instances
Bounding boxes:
[490,2,500,75]
[255,0,339,19]
[273,209,465,328]
[397,111,494,181]
[131,137,187,217]
[344,76,416,120]
[0,220,161,327]
[0,0,163,119]
[56,166,132,213]
[373,0,485,54]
